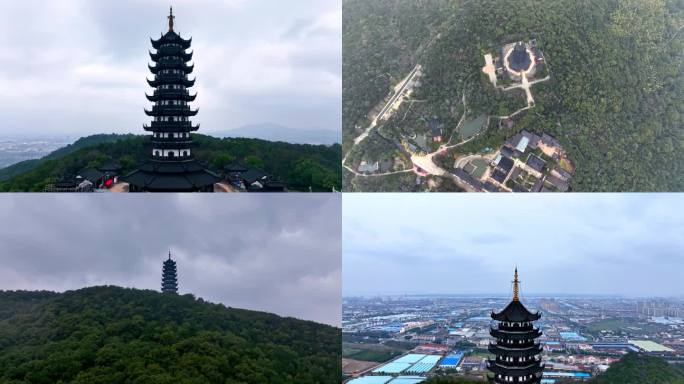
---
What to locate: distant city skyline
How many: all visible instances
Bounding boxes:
[343,194,684,297]
[0,0,341,136]
[0,194,341,326]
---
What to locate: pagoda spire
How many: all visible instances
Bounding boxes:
[488,268,543,384]
[168,6,175,32]
[513,267,520,301]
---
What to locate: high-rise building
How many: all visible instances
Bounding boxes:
[488,268,544,384]
[125,7,219,192]
[161,251,178,294]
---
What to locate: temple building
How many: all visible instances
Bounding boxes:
[125,7,220,192]
[488,268,544,383]
[161,251,178,294]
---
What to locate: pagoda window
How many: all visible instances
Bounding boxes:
[155,150,160,157]
[183,150,189,157]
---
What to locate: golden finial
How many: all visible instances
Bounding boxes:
[168,6,175,32]
[513,267,520,301]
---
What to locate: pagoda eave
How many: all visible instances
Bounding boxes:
[487,361,544,376]
[149,141,199,149]
[488,343,543,357]
[144,109,199,117]
[144,124,200,133]
[490,327,542,340]
[147,77,195,88]
[149,63,194,75]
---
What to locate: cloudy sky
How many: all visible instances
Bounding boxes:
[0,0,340,137]
[344,194,684,298]
[0,194,341,326]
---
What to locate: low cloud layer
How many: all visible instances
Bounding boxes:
[0,194,341,326]
[0,0,341,136]
[343,194,684,298]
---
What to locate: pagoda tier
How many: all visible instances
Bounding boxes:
[161,252,178,294]
[149,49,193,62]
[150,36,191,50]
[488,269,544,384]
[125,7,219,192]
[146,75,195,88]
[144,104,199,117]
[145,89,197,102]
[148,62,194,75]
[143,122,200,133]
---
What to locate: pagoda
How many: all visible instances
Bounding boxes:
[125,7,219,192]
[487,268,544,384]
[161,251,178,294]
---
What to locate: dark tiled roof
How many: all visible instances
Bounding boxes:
[224,162,248,173]
[526,154,546,172]
[497,156,514,174]
[491,169,507,183]
[77,168,104,184]
[507,42,532,72]
[124,160,219,192]
[242,168,269,185]
[484,181,500,192]
[546,174,569,192]
[492,300,541,322]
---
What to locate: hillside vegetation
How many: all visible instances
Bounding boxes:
[343,0,683,191]
[0,134,341,192]
[588,353,684,384]
[0,286,340,384]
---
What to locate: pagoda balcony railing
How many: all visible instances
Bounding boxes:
[157,58,190,66]
[489,342,542,354]
[152,74,190,82]
[150,136,194,142]
[152,88,191,95]
[151,153,194,161]
[149,105,194,113]
[493,355,542,365]
[496,322,534,330]
[490,327,542,340]
[494,340,541,349]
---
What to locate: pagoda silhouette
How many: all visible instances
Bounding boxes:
[487,268,544,383]
[161,251,178,294]
[125,7,219,192]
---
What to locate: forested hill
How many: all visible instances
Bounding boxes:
[343,0,683,191]
[0,134,342,192]
[588,353,684,384]
[0,286,341,384]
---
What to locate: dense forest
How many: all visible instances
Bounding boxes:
[343,0,683,191]
[588,353,684,384]
[0,286,340,384]
[0,134,342,192]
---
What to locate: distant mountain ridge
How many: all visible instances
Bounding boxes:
[0,286,341,383]
[209,123,341,145]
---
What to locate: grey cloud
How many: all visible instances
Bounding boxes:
[0,194,341,326]
[343,193,684,298]
[0,0,341,136]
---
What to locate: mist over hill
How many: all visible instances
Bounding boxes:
[209,124,341,146]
